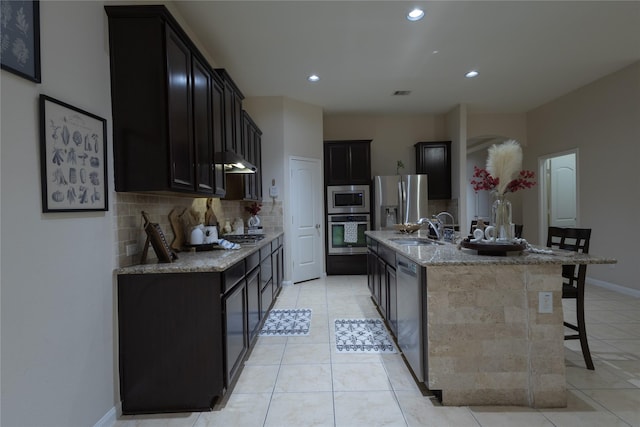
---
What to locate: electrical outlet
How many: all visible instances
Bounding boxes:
[538,291,553,314]
[126,243,139,256]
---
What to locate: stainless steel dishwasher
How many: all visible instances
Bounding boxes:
[396,254,425,382]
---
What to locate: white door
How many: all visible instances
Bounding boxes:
[549,153,577,227]
[290,157,322,283]
[539,150,578,243]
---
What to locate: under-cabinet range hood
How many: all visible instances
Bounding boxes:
[218,151,256,174]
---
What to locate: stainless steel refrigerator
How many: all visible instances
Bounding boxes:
[373,175,429,230]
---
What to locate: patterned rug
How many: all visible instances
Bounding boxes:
[259,308,312,336]
[334,318,397,353]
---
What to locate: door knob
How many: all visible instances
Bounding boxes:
[315,224,320,229]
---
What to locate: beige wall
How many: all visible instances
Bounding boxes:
[283,98,324,280]
[244,97,285,205]
[525,61,640,292]
[446,105,467,231]
[467,113,528,145]
[323,114,447,176]
[1,2,116,426]
[244,96,323,281]
[323,113,467,222]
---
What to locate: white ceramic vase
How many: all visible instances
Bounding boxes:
[248,215,261,227]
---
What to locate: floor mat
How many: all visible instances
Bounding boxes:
[259,308,312,336]
[334,318,397,353]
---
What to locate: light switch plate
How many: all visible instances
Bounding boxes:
[269,185,279,198]
[125,243,139,256]
[538,291,553,313]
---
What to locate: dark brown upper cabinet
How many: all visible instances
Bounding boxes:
[105,5,224,197]
[224,111,262,201]
[215,69,245,159]
[243,112,263,201]
[415,141,451,200]
[324,140,371,185]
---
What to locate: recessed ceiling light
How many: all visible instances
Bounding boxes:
[465,70,479,78]
[307,74,320,82]
[406,8,424,21]
[432,50,439,55]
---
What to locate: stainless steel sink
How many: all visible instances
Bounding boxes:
[389,237,444,246]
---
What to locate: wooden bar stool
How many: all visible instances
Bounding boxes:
[546,226,594,370]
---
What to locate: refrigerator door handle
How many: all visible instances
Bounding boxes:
[399,180,406,224]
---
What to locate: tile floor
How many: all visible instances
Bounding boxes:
[115,275,640,427]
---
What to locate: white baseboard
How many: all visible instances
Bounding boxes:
[93,404,118,427]
[587,277,640,298]
[282,280,293,287]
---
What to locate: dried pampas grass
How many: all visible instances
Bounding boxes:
[486,140,523,195]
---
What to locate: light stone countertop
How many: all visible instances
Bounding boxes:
[366,230,617,267]
[116,231,283,275]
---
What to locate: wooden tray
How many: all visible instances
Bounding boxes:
[460,239,526,256]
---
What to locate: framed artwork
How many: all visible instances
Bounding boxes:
[39,94,108,212]
[0,0,41,83]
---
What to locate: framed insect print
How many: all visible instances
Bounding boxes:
[39,94,108,212]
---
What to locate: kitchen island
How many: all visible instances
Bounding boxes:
[365,230,616,408]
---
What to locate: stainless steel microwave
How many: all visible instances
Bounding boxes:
[327,185,370,214]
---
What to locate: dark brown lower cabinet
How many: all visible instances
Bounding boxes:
[117,273,223,414]
[278,237,284,288]
[260,244,274,319]
[117,237,284,415]
[246,266,261,343]
[366,239,397,337]
[223,276,247,387]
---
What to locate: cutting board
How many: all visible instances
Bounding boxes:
[168,208,185,251]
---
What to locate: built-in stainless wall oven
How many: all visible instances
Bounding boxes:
[327,185,370,214]
[327,214,370,254]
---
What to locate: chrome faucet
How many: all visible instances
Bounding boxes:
[435,211,457,242]
[436,211,456,227]
[417,217,441,240]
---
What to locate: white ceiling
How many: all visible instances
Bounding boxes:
[173,1,640,115]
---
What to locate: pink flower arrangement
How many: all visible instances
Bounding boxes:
[471,140,537,195]
[471,165,536,194]
[245,202,262,216]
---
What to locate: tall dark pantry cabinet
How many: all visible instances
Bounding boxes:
[324,140,372,275]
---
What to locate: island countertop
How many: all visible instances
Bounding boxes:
[365,230,616,267]
[117,231,283,274]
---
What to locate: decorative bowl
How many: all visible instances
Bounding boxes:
[393,223,422,234]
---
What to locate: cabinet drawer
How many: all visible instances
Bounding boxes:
[260,244,272,261]
[260,279,273,318]
[246,251,260,271]
[223,279,246,385]
[260,256,273,291]
[222,260,245,293]
[366,236,378,254]
[378,244,396,267]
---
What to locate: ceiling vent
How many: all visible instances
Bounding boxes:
[393,90,411,96]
